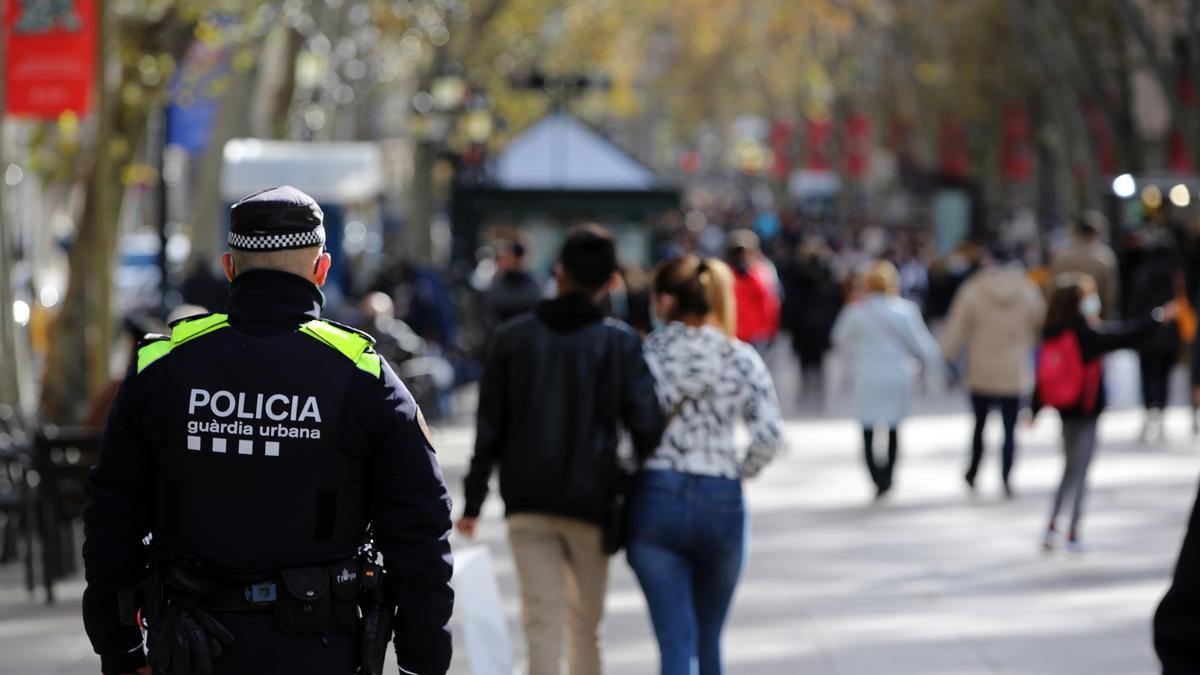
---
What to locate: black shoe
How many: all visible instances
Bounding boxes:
[873,477,892,499]
[1003,482,1015,500]
[964,472,977,492]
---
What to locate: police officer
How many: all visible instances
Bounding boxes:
[82,186,454,675]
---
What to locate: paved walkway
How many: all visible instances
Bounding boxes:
[2,354,1199,673]
[446,405,1198,675]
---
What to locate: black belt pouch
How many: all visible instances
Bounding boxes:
[329,560,362,632]
[275,567,332,635]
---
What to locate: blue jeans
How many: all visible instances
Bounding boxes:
[626,470,747,675]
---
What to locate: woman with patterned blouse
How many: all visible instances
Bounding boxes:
[628,254,785,675]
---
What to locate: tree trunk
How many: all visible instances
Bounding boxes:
[251,25,303,140]
[187,56,262,269]
[1116,0,1199,170]
[41,7,120,423]
[1017,0,1101,210]
[406,139,438,264]
[40,9,195,423]
[404,34,451,266]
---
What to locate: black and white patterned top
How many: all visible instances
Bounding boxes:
[643,322,785,479]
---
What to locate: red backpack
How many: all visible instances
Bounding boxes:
[1037,330,1102,411]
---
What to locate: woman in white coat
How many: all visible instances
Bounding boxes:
[833,261,942,499]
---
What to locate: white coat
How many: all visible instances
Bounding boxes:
[832,294,942,426]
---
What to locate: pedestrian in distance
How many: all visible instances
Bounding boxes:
[1127,242,1182,443]
[484,237,544,335]
[457,225,665,675]
[725,229,781,355]
[832,261,943,500]
[82,186,455,675]
[1051,210,1121,320]
[631,255,785,675]
[781,237,844,408]
[941,244,1046,497]
[1034,273,1177,553]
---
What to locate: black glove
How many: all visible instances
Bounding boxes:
[146,604,234,675]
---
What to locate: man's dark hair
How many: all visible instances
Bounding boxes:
[498,239,526,260]
[559,224,618,293]
[989,242,1018,264]
[1076,209,1107,238]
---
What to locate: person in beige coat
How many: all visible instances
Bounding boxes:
[1051,211,1120,320]
[942,246,1046,496]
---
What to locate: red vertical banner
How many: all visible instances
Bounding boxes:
[844,113,872,180]
[768,120,793,180]
[1169,129,1194,174]
[939,116,969,178]
[5,0,96,117]
[805,117,834,170]
[1172,74,1196,174]
[1083,99,1115,175]
[1002,104,1034,183]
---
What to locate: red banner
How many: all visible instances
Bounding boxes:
[939,116,969,178]
[1083,99,1115,175]
[768,120,793,179]
[5,0,95,117]
[805,117,834,171]
[1002,104,1034,183]
[1170,129,1194,175]
[844,113,872,180]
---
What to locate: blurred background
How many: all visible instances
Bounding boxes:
[5,1,1200,673]
[8,0,1200,424]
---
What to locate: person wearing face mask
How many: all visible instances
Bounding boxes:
[1034,273,1177,553]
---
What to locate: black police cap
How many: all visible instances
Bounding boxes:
[228,185,326,251]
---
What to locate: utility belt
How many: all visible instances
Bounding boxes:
[123,557,393,675]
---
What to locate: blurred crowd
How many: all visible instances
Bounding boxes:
[66,202,1200,673]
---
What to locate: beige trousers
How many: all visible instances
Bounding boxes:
[507,513,610,675]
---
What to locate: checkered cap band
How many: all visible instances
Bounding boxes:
[228,226,326,251]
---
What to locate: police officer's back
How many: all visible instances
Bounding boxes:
[82,187,454,674]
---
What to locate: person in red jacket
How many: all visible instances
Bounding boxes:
[726,230,780,352]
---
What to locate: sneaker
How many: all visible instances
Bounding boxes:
[1066,538,1086,554]
[1042,529,1057,553]
[964,472,977,493]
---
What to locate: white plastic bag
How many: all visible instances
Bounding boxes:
[451,546,513,675]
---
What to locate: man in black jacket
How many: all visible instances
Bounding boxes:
[82,186,453,675]
[457,225,663,675]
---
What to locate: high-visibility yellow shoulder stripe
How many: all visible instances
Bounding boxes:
[136,340,173,373]
[355,352,382,378]
[136,314,231,374]
[300,320,382,378]
[171,313,230,346]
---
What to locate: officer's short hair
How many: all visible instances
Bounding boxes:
[232,245,323,276]
[559,224,618,293]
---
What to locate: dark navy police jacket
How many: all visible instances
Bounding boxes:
[82,269,453,674]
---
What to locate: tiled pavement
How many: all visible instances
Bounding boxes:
[3,350,1198,674]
